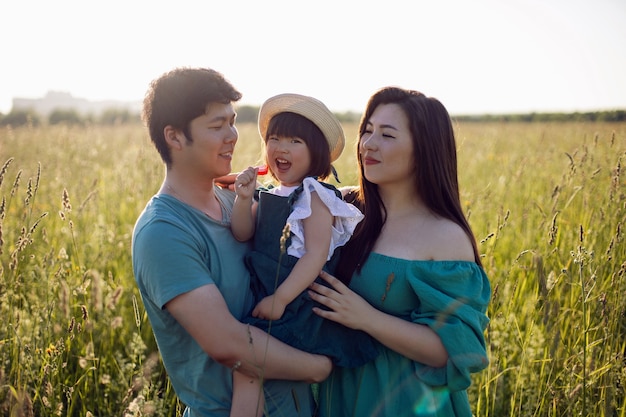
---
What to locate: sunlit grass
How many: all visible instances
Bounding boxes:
[0,120,624,416]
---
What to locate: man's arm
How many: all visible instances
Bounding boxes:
[166,283,331,382]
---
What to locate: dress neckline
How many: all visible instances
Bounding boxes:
[369,252,478,265]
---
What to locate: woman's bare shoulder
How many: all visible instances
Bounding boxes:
[378,214,475,262]
[426,217,475,262]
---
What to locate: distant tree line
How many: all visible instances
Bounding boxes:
[0,107,142,127]
[1,106,624,128]
[454,110,626,123]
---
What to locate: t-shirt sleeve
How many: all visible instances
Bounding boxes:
[406,262,491,391]
[134,217,215,309]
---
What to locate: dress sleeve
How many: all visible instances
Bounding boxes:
[286,178,364,259]
[407,262,491,391]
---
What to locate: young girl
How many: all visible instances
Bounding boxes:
[230,93,379,417]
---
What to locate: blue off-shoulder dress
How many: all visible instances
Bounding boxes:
[317,253,491,417]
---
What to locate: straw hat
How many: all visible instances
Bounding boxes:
[258,93,345,162]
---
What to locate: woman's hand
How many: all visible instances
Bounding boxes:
[311,271,449,367]
[308,270,375,331]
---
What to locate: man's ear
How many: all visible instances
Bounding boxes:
[164,126,185,150]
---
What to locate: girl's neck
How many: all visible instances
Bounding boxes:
[279,181,302,188]
[272,181,302,197]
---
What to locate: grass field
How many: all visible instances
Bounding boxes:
[0,120,624,416]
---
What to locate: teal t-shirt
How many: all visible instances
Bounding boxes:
[132,188,314,416]
[317,253,491,417]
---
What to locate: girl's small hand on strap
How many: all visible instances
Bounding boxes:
[308,270,373,332]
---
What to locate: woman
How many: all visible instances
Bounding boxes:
[309,87,491,417]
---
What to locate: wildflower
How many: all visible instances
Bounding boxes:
[480,233,495,243]
[25,178,33,206]
[111,316,123,329]
[126,395,145,416]
[548,212,559,246]
[144,402,157,415]
[62,188,72,212]
[80,304,89,321]
[0,157,14,188]
[10,169,21,197]
[67,317,75,334]
[59,281,70,318]
[15,389,33,417]
[381,272,395,303]
[107,287,123,310]
[279,223,291,254]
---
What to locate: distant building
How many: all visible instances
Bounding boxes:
[12,91,141,116]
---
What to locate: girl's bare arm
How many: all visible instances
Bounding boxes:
[231,167,258,241]
[273,192,332,307]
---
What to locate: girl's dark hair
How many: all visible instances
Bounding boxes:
[336,87,482,283]
[264,112,332,181]
[142,67,242,166]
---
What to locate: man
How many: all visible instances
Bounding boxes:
[132,67,331,416]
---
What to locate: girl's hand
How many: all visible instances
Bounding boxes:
[308,270,374,331]
[234,167,258,199]
[252,295,286,321]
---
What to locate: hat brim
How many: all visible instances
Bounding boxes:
[258,93,345,162]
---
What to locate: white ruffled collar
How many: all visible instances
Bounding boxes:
[270,183,300,197]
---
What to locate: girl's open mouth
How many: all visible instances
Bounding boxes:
[275,158,291,171]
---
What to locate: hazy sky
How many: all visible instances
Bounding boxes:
[2,0,625,115]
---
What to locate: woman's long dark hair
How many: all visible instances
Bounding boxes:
[336,87,482,284]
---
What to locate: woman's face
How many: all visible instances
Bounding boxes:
[359,103,415,187]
